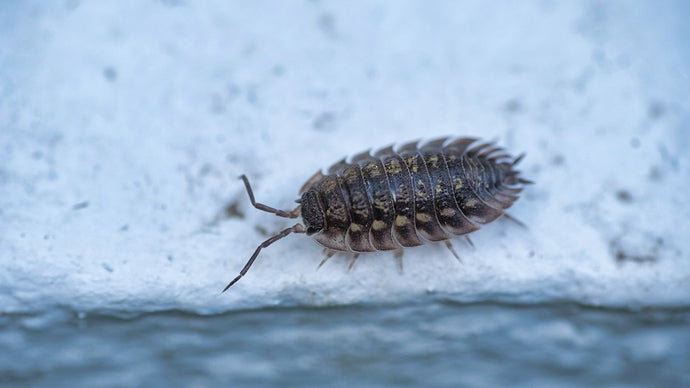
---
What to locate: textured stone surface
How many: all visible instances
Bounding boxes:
[1,1,689,315]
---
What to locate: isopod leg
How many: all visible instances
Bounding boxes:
[347,253,360,271]
[464,235,475,249]
[444,240,463,264]
[394,248,404,274]
[240,174,300,218]
[317,250,337,270]
[222,224,305,292]
[503,212,527,229]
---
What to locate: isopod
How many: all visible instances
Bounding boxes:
[222,137,532,291]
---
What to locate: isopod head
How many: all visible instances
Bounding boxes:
[300,190,325,235]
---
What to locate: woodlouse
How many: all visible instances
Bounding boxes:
[222,137,532,291]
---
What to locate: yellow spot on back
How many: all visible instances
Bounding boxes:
[395,215,408,227]
[385,159,402,174]
[435,184,444,194]
[454,178,463,190]
[372,220,386,231]
[416,213,432,223]
[366,162,381,177]
[440,208,456,218]
[321,178,337,191]
[406,157,418,172]
[350,224,363,233]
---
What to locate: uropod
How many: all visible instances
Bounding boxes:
[222,137,532,292]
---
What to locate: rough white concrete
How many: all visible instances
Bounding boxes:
[1,1,689,315]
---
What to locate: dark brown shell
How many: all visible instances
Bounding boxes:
[300,137,528,253]
[222,136,532,292]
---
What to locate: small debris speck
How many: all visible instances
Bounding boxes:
[255,225,269,236]
[272,65,285,76]
[648,166,662,181]
[225,200,245,219]
[648,101,665,119]
[160,0,184,7]
[103,67,117,82]
[503,99,522,113]
[73,201,89,210]
[313,112,337,131]
[615,190,632,203]
[65,0,80,11]
[317,13,337,38]
[610,232,662,264]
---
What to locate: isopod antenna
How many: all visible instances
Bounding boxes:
[239,174,301,218]
[222,175,304,292]
[222,223,305,292]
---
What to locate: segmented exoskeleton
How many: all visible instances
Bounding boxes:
[222,137,531,291]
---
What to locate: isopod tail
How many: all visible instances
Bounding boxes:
[507,153,534,184]
[221,224,305,292]
[512,153,526,166]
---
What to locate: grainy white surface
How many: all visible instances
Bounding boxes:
[1,0,689,315]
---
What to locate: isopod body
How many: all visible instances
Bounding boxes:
[223,137,531,291]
